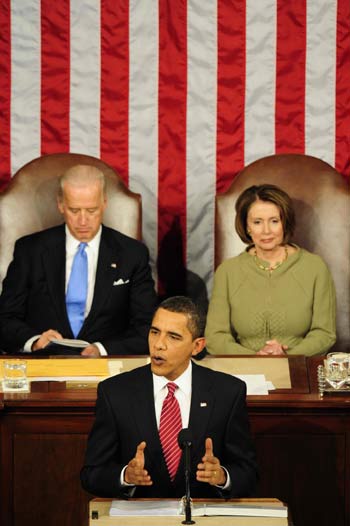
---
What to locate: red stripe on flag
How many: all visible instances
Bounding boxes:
[100,0,129,184]
[41,0,70,154]
[0,0,11,190]
[216,0,246,193]
[275,0,306,154]
[335,0,350,177]
[157,0,187,296]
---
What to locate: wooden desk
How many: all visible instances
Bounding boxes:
[0,356,349,526]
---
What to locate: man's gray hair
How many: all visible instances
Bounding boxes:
[58,165,106,200]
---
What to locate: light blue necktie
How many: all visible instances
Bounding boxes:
[66,242,88,338]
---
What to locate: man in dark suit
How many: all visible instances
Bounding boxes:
[81,296,258,498]
[0,165,157,356]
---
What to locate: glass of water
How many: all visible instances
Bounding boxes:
[3,359,28,390]
[325,353,349,390]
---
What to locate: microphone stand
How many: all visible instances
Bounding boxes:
[182,441,195,524]
[178,429,195,525]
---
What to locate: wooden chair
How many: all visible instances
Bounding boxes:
[0,153,142,287]
[215,153,350,351]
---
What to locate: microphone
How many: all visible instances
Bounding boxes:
[178,428,193,450]
[178,429,195,525]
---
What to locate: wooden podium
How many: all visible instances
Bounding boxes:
[89,498,292,526]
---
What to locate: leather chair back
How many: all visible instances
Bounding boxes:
[0,153,142,288]
[216,154,350,350]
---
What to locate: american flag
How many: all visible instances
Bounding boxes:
[0,0,349,298]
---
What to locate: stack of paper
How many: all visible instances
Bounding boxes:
[109,498,288,523]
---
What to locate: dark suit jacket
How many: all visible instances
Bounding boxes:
[0,224,157,354]
[80,362,258,498]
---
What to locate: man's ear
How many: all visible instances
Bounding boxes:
[57,197,64,214]
[191,337,206,357]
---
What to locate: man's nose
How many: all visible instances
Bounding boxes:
[155,334,167,350]
[78,211,88,224]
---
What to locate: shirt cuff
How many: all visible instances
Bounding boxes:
[23,335,40,352]
[215,466,231,491]
[120,465,136,487]
[92,342,108,356]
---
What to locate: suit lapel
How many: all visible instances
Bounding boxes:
[42,226,71,334]
[131,368,168,475]
[82,226,121,328]
[173,363,215,484]
[187,363,215,459]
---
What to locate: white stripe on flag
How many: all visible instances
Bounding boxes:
[245,0,276,165]
[11,0,41,174]
[186,0,217,294]
[129,0,159,281]
[305,0,337,166]
[70,0,100,156]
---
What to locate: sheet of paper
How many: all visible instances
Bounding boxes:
[50,338,89,348]
[110,500,181,516]
[192,502,288,518]
[202,356,291,389]
[110,499,288,518]
[234,374,270,395]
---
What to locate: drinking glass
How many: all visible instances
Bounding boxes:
[325,353,349,389]
[3,359,28,390]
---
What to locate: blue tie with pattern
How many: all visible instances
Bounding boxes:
[66,242,88,338]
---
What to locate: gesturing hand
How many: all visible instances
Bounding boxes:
[196,437,226,486]
[124,441,153,486]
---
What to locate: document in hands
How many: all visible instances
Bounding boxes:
[50,338,89,348]
[109,499,288,518]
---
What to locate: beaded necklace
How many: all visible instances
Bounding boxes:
[254,245,288,272]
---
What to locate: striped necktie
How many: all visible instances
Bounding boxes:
[66,242,88,337]
[159,382,183,481]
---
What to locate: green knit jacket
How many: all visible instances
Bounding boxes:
[205,247,336,356]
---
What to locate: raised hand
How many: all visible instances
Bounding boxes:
[196,437,226,486]
[124,441,153,486]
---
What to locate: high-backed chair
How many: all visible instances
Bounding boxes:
[0,153,142,288]
[215,153,350,351]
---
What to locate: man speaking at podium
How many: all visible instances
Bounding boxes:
[81,296,258,498]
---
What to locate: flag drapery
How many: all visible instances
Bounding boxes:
[0,0,349,298]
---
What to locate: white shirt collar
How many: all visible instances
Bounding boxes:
[65,225,102,252]
[153,361,192,397]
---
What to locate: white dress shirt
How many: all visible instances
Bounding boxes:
[153,362,192,428]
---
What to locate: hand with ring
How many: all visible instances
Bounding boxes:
[196,438,226,486]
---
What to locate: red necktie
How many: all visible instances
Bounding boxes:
[159,382,182,481]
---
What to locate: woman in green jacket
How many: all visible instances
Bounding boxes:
[205,184,336,356]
